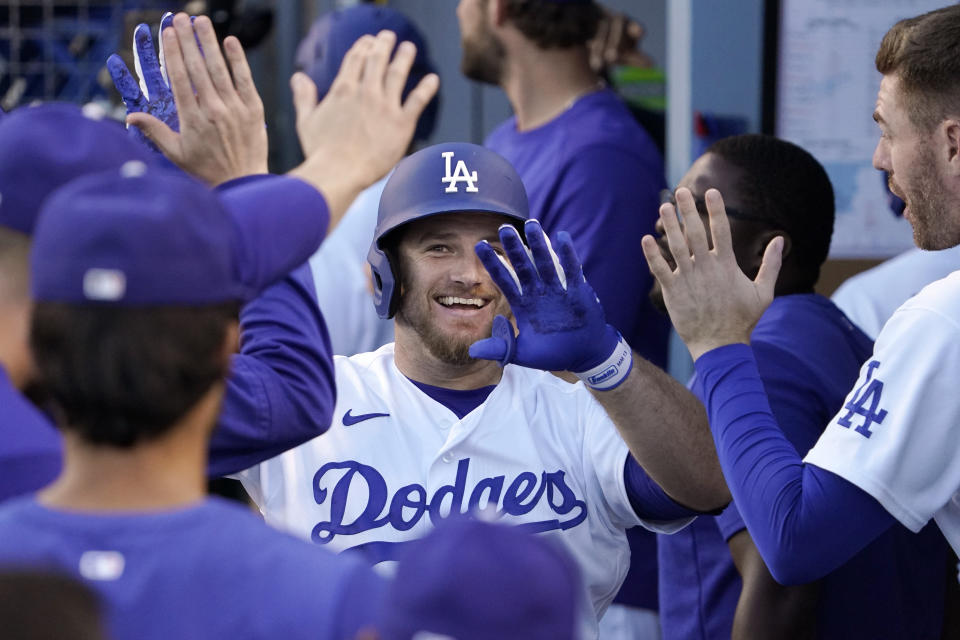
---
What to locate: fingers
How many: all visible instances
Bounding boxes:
[675,187,710,257]
[755,236,784,298]
[133,23,166,101]
[469,335,510,364]
[224,36,260,107]
[126,112,179,156]
[525,220,567,290]
[158,12,174,86]
[554,231,585,284]
[475,240,522,303]
[329,35,374,94]
[161,25,199,114]
[291,72,318,131]
[172,13,217,106]
[658,200,693,273]
[362,30,396,94]
[107,55,148,112]
[704,188,734,261]
[401,72,439,120]
[193,15,235,99]
[384,39,415,101]
[641,234,674,283]
[498,224,540,291]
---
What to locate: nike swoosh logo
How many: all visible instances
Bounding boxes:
[342,409,390,426]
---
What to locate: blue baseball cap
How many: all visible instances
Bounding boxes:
[31,164,251,306]
[295,4,439,142]
[0,102,156,235]
[378,518,581,640]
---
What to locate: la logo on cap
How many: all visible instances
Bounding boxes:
[441,151,478,193]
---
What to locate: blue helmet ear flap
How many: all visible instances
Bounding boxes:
[367,242,400,319]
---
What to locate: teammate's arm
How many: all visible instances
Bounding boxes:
[641,189,897,582]
[585,356,727,511]
[727,530,818,640]
[471,219,728,512]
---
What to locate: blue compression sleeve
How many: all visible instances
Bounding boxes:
[695,344,896,584]
[208,264,335,477]
[623,455,703,521]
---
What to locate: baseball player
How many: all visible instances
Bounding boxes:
[653,135,947,639]
[238,142,728,640]
[0,167,385,640]
[641,3,960,588]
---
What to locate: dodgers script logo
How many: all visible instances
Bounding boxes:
[441,151,479,193]
[311,457,587,563]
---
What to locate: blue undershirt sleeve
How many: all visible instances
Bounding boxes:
[623,455,704,521]
[208,264,336,477]
[695,344,896,584]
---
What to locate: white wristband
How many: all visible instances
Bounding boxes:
[575,335,633,391]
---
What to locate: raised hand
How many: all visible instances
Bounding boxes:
[106,12,178,151]
[641,187,783,361]
[286,30,439,227]
[122,13,268,185]
[470,219,632,390]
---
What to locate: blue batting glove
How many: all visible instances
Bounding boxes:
[107,15,179,151]
[470,219,633,390]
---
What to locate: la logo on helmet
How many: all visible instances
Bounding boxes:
[441,151,479,193]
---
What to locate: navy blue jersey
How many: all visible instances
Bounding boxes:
[0,496,384,640]
[659,294,946,639]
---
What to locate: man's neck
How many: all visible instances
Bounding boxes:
[500,44,602,131]
[393,336,503,390]
[0,301,33,390]
[39,396,219,512]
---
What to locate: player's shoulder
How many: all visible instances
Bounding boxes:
[892,269,960,324]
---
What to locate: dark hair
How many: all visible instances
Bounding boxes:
[0,570,106,640]
[875,5,960,131]
[30,302,239,448]
[706,134,834,291]
[503,0,602,48]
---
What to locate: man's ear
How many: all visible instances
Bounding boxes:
[942,119,960,175]
[222,320,240,364]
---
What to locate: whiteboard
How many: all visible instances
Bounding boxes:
[775,0,953,258]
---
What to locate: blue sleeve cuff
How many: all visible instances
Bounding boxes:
[218,175,329,297]
[623,455,705,520]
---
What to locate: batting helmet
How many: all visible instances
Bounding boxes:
[368,142,529,319]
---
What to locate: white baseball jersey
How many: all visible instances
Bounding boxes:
[238,344,692,640]
[832,245,960,339]
[806,269,960,553]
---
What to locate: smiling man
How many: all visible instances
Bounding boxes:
[237,142,728,640]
